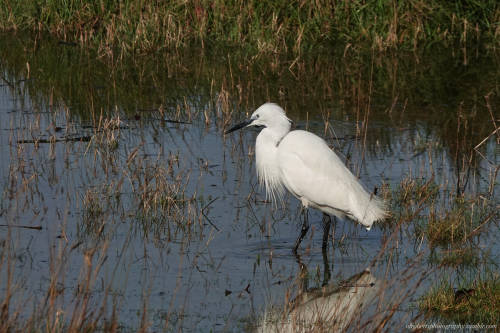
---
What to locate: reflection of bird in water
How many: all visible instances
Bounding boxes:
[226,103,387,253]
[253,269,380,333]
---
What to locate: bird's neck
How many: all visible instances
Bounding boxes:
[255,128,287,201]
[264,124,290,146]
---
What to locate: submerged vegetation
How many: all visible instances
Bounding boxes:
[0,0,499,58]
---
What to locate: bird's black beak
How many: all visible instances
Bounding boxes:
[225,119,253,134]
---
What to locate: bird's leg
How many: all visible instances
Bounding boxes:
[331,216,336,245]
[330,216,337,272]
[321,214,332,285]
[321,240,331,286]
[293,208,309,254]
[321,213,331,251]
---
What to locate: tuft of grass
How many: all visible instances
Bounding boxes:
[385,175,498,249]
[430,248,477,267]
[419,273,500,325]
[380,177,440,229]
[428,246,494,268]
[82,189,105,225]
[416,196,498,248]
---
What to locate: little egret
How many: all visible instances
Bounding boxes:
[225,103,387,253]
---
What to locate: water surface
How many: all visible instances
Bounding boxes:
[0,34,498,331]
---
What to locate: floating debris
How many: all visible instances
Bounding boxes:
[17,135,92,143]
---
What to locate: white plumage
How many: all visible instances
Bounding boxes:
[226,103,387,250]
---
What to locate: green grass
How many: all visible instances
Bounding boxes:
[419,273,500,325]
[0,0,498,57]
[385,174,498,245]
[428,246,496,269]
[416,196,498,248]
[381,177,440,229]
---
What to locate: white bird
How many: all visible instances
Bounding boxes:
[226,103,387,253]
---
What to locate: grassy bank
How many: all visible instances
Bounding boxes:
[0,0,499,57]
[419,274,500,325]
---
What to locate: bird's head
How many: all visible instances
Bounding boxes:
[225,103,292,134]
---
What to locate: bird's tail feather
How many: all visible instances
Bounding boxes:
[357,194,388,231]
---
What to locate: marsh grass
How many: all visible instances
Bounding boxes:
[81,188,106,237]
[428,246,486,268]
[130,159,197,245]
[0,0,498,58]
[389,177,440,223]
[0,83,204,330]
[419,273,500,325]
[384,163,498,229]
[420,197,498,248]
[1,33,498,144]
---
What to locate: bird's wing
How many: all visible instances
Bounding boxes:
[277,131,361,214]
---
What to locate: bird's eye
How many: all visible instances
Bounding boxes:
[255,114,260,119]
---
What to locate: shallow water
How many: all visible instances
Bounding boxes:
[0,35,498,331]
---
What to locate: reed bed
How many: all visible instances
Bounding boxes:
[0,0,499,59]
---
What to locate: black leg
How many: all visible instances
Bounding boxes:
[330,216,337,275]
[293,208,309,254]
[321,241,331,286]
[321,214,332,285]
[332,216,336,246]
[321,213,331,251]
